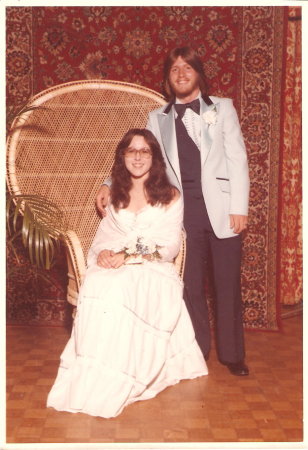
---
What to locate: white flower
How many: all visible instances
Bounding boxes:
[202,108,217,125]
[145,241,156,254]
[126,240,137,254]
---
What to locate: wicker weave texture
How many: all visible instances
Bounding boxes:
[7,81,166,257]
[7,80,186,304]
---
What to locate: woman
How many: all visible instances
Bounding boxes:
[47,129,207,418]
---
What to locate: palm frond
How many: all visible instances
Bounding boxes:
[6,194,68,270]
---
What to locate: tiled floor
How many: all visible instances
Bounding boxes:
[6,314,303,445]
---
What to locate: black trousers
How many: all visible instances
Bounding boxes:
[182,189,245,364]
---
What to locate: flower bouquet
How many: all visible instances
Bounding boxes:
[123,236,161,264]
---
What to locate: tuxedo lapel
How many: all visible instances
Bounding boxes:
[156,98,219,183]
[158,107,181,184]
[200,99,219,166]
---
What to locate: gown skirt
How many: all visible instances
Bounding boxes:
[47,261,208,418]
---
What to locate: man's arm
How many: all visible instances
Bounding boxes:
[95,183,110,216]
[222,99,250,215]
[219,99,249,234]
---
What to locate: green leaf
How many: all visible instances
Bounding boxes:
[6,193,68,270]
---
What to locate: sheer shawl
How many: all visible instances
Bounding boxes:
[87,197,184,267]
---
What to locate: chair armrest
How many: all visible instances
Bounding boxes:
[174,231,186,279]
[62,230,87,306]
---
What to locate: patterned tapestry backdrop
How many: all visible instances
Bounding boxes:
[279,7,302,306]
[6,6,297,330]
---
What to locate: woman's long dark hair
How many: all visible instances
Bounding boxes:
[110,128,175,210]
[162,47,209,101]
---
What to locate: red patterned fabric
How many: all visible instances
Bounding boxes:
[278,7,302,305]
[6,6,290,329]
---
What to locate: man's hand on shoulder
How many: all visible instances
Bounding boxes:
[96,185,110,217]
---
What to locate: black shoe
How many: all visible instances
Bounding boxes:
[226,361,249,376]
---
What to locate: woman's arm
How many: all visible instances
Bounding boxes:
[153,191,184,263]
[86,206,127,268]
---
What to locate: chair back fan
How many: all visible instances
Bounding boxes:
[6,80,185,306]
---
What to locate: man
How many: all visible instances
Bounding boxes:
[96,47,250,376]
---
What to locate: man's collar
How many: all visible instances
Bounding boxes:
[163,92,213,114]
[175,92,201,105]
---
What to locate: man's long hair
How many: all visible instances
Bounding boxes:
[111,128,175,210]
[162,47,209,101]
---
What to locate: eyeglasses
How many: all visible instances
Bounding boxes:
[124,148,152,159]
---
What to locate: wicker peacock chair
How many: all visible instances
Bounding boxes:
[6,80,186,306]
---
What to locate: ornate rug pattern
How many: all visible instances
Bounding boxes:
[6,6,289,329]
[279,7,302,306]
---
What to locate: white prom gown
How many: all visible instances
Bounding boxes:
[47,198,208,418]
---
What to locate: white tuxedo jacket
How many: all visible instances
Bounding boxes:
[146,96,250,239]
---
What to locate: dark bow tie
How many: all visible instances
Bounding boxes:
[174,98,200,119]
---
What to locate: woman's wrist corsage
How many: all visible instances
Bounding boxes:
[122,236,162,264]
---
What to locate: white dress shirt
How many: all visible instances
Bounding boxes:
[174,94,202,150]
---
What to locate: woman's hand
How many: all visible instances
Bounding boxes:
[109,252,125,268]
[97,250,125,268]
[142,254,155,262]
